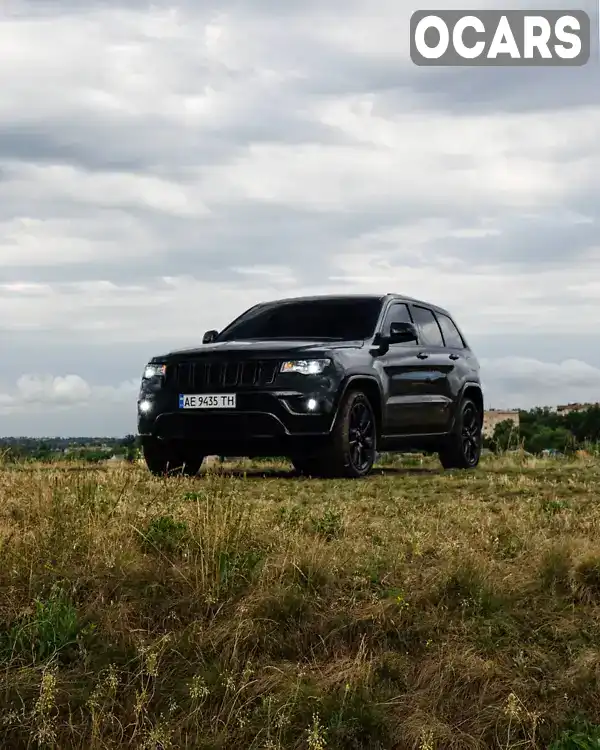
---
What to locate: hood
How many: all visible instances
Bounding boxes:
[153,338,365,360]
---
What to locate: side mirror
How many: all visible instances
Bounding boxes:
[389,321,418,344]
[202,329,218,344]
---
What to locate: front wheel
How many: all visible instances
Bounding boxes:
[295,390,377,479]
[142,437,204,477]
[438,397,482,470]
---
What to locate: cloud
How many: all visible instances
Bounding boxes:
[481,357,600,409]
[16,374,92,405]
[1,0,599,434]
[0,373,139,436]
[0,374,138,410]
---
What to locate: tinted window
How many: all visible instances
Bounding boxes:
[436,313,465,349]
[411,305,444,347]
[217,298,383,341]
[382,303,416,344]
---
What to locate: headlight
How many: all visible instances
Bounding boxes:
[142,363,166,380]
[280,359,330,375]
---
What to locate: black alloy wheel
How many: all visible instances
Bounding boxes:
[348,398,376,474]
[289,390,378,479]
[438,396,482,470]
[461,400,481,467]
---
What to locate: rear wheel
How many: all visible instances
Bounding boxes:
[438,396,482,470]
[142,437,204,477]
[292,390,377,479]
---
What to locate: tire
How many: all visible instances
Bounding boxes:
[142,437,204,477]
[438,396,482,470]
[295,390,377,479]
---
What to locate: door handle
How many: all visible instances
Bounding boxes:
[417,352,429,359]
[449,353,460,360]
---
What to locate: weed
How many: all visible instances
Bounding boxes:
[3,584,93,664]
[276,504,307,529]
[435,561,505,616]
[140,514,189,555]
[311,508,343,540]
[542,498,571,515]
[550,720,600,749]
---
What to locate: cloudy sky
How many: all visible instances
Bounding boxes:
[1,0,599,436]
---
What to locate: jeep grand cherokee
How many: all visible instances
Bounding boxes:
[137,294,484,478]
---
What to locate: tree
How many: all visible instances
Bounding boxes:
[525,426,575,455]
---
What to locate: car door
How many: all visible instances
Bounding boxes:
[406,304,456,433]
[374,302,436,435]
[435,310,474,419]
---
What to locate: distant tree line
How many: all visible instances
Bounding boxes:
[487,405,600,454]
[0,435,141,463]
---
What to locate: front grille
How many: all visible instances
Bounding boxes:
[169,359,280,391]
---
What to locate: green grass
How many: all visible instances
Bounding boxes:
[1,451,600,748]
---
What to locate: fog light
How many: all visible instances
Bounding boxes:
[138,399,152,414]
[306,398,318,411]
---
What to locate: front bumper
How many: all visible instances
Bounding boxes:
[137,389,337,443]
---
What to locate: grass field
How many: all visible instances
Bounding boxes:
[1,453,600,749]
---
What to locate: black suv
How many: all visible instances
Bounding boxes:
[137,294,483,478]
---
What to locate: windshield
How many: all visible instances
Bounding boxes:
[217,298,383,341]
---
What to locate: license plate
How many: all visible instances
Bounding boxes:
[179,394,236,409]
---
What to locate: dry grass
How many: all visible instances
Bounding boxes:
[1,452,600,749]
